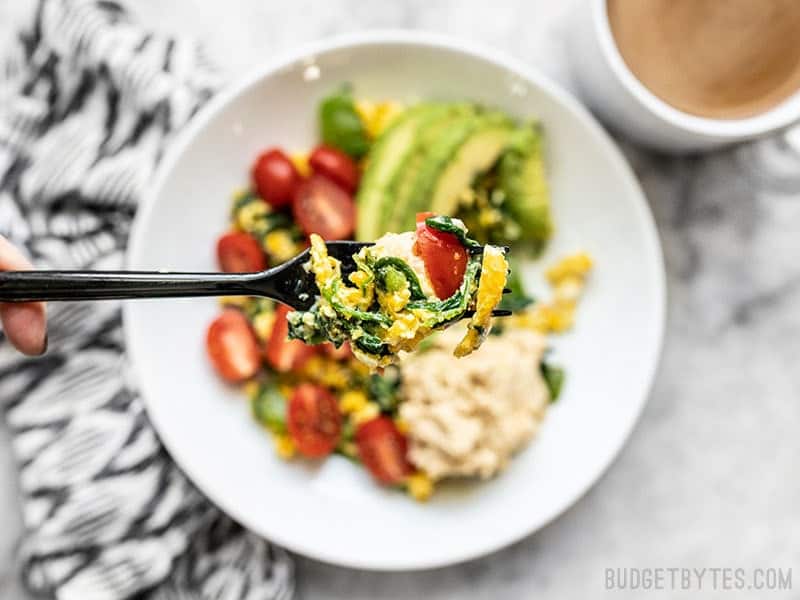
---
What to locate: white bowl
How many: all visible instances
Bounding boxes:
[124,31,666,571]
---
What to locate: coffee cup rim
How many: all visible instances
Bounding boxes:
[593,0,800,139]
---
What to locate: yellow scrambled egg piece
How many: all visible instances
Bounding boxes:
[290,152,311,177]
[236,198,269,231]
[264,230,299,264]
[512,251,593,334]
[377,285,411,314]
[273,433,296,459]
[406,471,434,502]
[351,401,381,426]
[309,234,373,310]
[355,100,405,138]
[252,310,276,341]
[339,389,369,414]
[454,246,509,357]
[299,355,351,390]
[545,251,593,284]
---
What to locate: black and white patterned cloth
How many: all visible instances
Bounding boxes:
[0,1,294,598]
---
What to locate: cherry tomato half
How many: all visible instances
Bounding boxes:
[287,383,342,458]
[206,309,261,383]
[309,144,360,193]
[355,416,413,484]
[292,174,356,240]
[264,304,316,373]
[251,148,301,209]
[414,213,467,299]
[217,231,267,273]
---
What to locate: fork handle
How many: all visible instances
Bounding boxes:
[0,270,262,302]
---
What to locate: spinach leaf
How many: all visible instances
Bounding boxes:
[251,383,287,433]
[335,419,360,461]
[232,190,259,213]
[373,257,426,300]
[540,362,565,403]
[244,298,274,321]
[287,308,349,346]
[367,366,402,413]
[408,259,481,324]
[233,193,298,240]
[424,215,483,250]
[353,331,391,356]
[319,85,370,158]
[317,279,391,326]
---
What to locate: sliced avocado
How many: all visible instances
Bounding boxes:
[428,113,514,218]
[497,124,553,253]
[388,111,514,232]
[383,104,477,232]
[356,103,451,241]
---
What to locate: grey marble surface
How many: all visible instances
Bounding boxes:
[2,1,799,599]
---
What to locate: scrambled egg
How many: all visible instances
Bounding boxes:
[264,230,299,264]
[290,151,311,177]
[355,100,405,138]
[454,246,509,356]
[369,231,434,297]
[309,234,373,311]
[301,230,508,369]
[512,251,593,334]
[236,198,269,231]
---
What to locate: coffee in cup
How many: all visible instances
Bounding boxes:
[606,0,800,120]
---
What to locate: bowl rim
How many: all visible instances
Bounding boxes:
[124,29,667,570]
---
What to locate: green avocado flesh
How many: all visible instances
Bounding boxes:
[427,115,514,222]
[383,104,477,234]
[355,100,553,253]
[385,111,514,234]
[497,124,553,252]
[356,104,451,241]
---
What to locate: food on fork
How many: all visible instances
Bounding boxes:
[287,214,508,369]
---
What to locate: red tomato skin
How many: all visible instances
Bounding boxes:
[206,309,261,383]
[264,304,316,372]
[292,174,356,240]
[216,231,267,273]
[251,148,301,209]
[355,417,413,485]
[414,218,467,300]
[287,383,342,458]
[415,211,436,224]
[309,144,360,193]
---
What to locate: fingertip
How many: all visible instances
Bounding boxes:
[1,301,47,356]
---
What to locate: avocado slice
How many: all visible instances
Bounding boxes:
[497,124,553,253]
[388,111,514,232]
[428,113,514,218]
[383,104,477,232]
[356,103,451,241]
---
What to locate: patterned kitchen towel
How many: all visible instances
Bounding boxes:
[0,1,294,599]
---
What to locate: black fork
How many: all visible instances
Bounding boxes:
[0,240,512,317]
[0,241,370,310]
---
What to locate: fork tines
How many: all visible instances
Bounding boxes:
[467,245,511,256]
[462,309,512,319]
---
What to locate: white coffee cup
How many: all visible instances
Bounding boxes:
[569,0,800,152]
